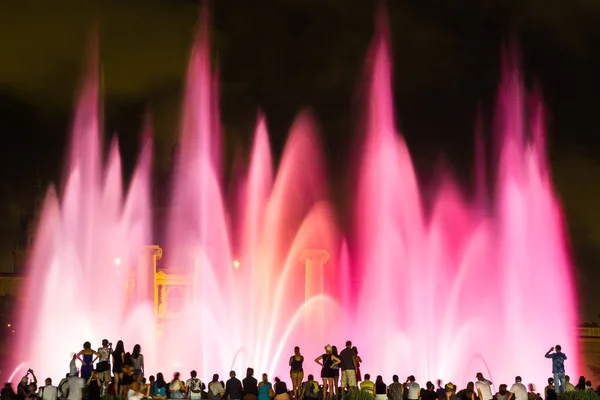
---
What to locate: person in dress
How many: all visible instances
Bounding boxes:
[76,342,99,382]
[315,345,341,400]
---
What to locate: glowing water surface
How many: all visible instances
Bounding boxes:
[14,16,577,389]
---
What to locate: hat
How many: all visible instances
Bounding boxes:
[445,383,455,392]
[325,344,332,352]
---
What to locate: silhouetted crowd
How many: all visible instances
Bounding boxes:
[3,340,598,400]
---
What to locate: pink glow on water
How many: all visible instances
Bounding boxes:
[351,31,578,387]
[15,63,154,379]
[15,12,577,392]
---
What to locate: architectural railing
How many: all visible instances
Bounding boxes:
[578,327,600,338]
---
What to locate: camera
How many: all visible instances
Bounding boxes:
[27,369,32,374]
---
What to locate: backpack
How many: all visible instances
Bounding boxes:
[170,381,181,392]
[190,379,202,394]
[307,381,319,396]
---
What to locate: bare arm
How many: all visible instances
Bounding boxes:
[314,355,323,366]
[545,347,554,358]
[290,357,294,367]
[331,355,341,367]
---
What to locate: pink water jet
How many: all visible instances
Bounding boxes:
[14,13,577,390]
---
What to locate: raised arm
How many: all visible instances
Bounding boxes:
[545,347,554,358]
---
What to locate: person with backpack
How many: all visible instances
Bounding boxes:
[186,371,203,400]
[300,375,320,400]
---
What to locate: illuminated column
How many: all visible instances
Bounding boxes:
[137,245,162,303]
[300,249,330,338]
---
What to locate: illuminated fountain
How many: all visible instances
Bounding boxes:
[14,12,577,389]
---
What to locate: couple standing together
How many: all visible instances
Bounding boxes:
[316,341,360,398]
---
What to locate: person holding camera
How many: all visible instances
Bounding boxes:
[87,371,102,400]
[97,340,112,392]
[18,370,38,400]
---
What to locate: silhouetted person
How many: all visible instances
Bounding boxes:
[544,346,567,394]
[225,371,243,400]
[243,368,258,400]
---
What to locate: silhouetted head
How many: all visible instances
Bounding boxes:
[565,376,570,383]
[308,375,314,381]
[548,378,554,385]
[499,384,507,395]
[246,368,254,378]
[578,377,585,386]
[352,346,358,354]
[114,341,124,354]
[528,384,536,392]
[555,345,562,352]
[102,339,109,347]
[212,374,219,382]
[191,371,197,378]
[427,382,434,391]
[274,377,281,383]
[345,341,352,348]
[408,376,415,383]
[467,382,474,391]
[376,376,384,384]
[173,372,180,381]
[45,379,51,386]
[516,377,522,383]
[230,371,236,378]
[476,373,484,381]
[262,374,268,383]
[445,383,456,393]
[83,342,91,350]
[364,374,371,381]
[437,380,443,388]
[132,344,141,358]
[294,347,300,355]
[393,375,399,383]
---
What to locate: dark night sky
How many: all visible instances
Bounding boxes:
[0,0,599,319]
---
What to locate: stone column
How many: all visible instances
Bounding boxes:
[300,249,330,339]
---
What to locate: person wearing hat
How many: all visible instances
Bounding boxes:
[315,345,340,400]
[444,383,456,400]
